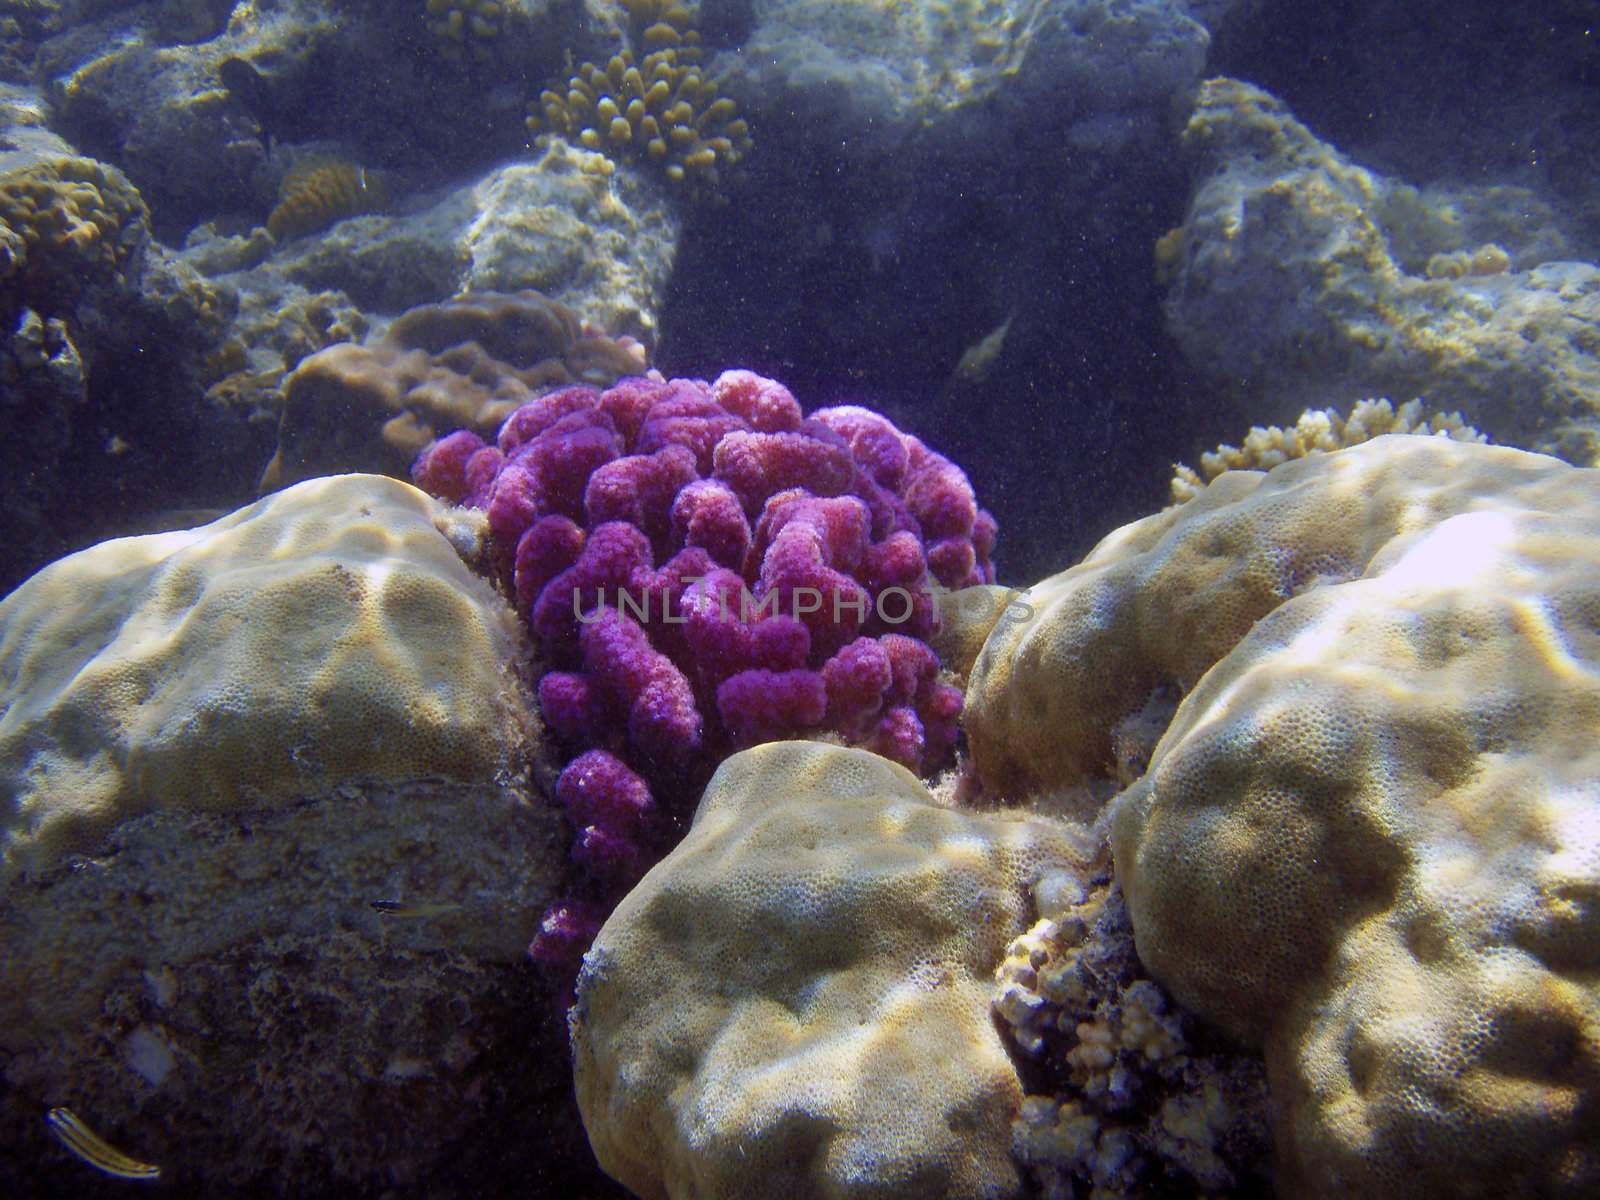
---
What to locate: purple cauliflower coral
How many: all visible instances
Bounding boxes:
[412,368,997,973]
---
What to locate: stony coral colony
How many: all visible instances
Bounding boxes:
[526,16,751,191]
[410,368,997,972]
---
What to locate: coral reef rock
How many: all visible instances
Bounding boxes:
[227,143,678,332]
[571,740,1089,1200]
[0,152,152,474]
[1165,77,1600,460]
[0,473,568,1192]
[262,289,647,490]
[720,0,1207,161]
[996,875,1273,1199]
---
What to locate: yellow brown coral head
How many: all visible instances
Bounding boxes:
[423,0,503,61]
[526,40,751,193]
[0,156,150,292]
[267,160,389,242]
[1425,243,1513,280]
[622,0,695,46]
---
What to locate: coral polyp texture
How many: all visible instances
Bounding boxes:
[414,367,993,780]
[262,289,648,490]
[0,154,149,295]
[0,475,570,1191]
[966,435,1600,1197]
[412,366,994,969]
[0,474,530,881]
[570,740,1087,1200]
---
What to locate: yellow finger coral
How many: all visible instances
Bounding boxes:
[267,158,388,243]
[526,24,751,192]
[423,0,503,62]
[1169,397,1486,503]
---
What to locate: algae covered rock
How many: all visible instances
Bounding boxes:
[571,740,1087,1200]
[1165,77,1600,460]
[0,474,569,1193]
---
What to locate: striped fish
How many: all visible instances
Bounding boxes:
[45,1107,160,1181]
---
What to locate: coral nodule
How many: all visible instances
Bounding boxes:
[0,155,149,294]
[263,290,649,491]
[424,0,504,62]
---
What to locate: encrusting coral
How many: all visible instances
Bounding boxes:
[1169,396,1486,503]
[526,0,750,191]
[261,289,648,490]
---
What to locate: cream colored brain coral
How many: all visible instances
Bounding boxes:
[1110,446,1600,1195]
[0,473,527,881]
[966,434,1578,797]
[966,434,1600,1196]
[571,740,1087,1200]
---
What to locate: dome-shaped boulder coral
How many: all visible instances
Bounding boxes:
[571,740,1088,1200]
[0,475,570,1192]
[966,434,1600,1198]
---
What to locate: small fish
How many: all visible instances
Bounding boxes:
[370,899,463,919]
[45,1107,160,1181]
[952,314,1014,384]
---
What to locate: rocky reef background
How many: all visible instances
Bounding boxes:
[2,2,1600,1196]
[2,0,1591,597]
